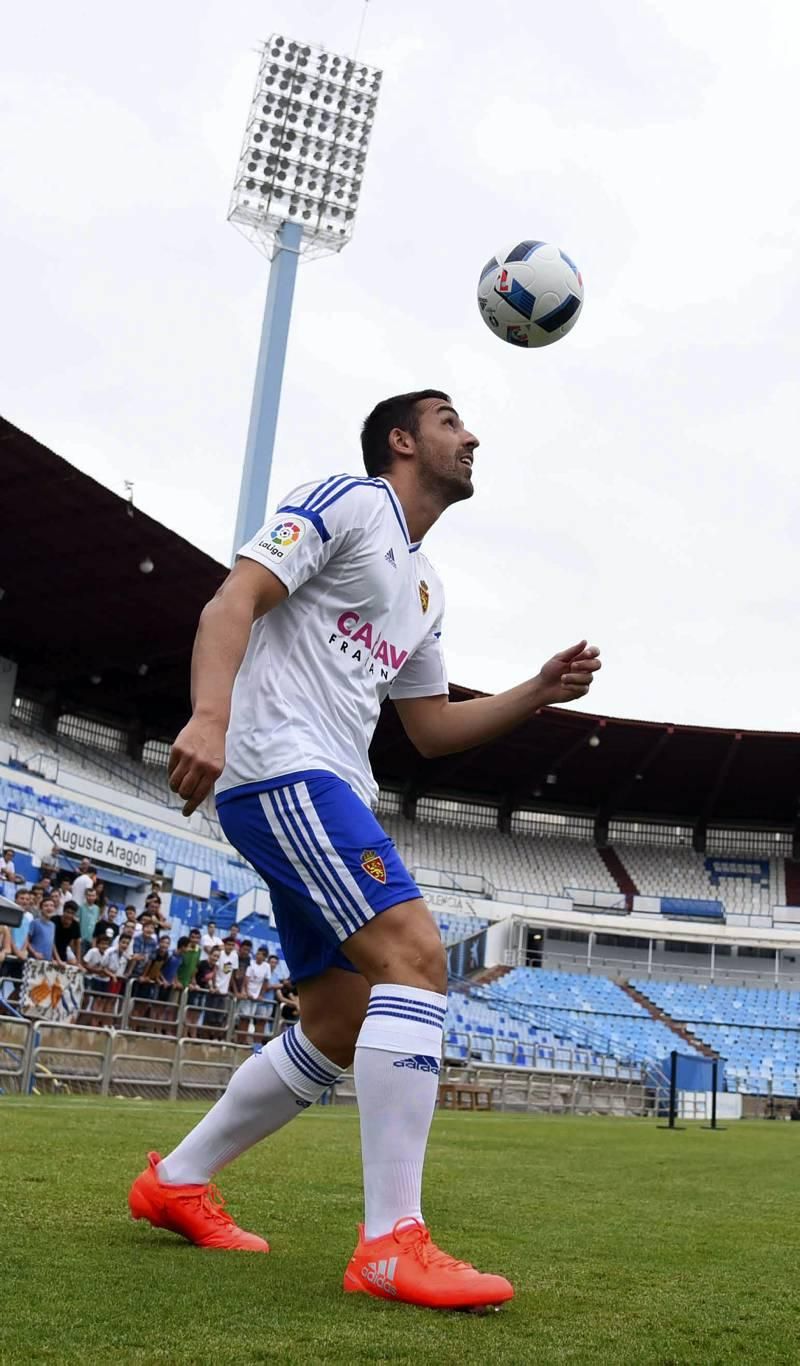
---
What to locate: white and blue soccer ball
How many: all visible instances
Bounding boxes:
[477,240,584,348]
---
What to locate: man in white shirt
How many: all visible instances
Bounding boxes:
[70,861,95,911]
[235,946,272,1039]
[132,389,601,1307]
[214,936,239,995]
[1,848,24,900]
[200,922,223,960]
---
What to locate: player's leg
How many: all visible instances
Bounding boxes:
[342,898,446,1239]
[128,964,367,1250]
[341,899,513,1309]
[157,965,367,1183]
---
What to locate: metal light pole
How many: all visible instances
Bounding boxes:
[228,34,382,560]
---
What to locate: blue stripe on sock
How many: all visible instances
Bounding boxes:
[367,1004,446,1020]
[369,994,446,1010]
[283,1028,336,1086]
[281,1031,328,1087]
[365,1008,446,1028]
[368,996,446,1020]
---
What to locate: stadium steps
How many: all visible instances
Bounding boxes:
[619,981,718,1059]
[784,859,800,907]
[598,846,638,906]
[470,964,513,986]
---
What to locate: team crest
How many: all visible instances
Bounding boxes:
[418,579,430,614]
[360,849,387,884]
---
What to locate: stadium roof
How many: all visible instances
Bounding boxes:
[0,416,226,737]
[2,416,799,833]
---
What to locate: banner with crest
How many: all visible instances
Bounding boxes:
[22,961,84,1023]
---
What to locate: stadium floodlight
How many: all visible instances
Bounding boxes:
[228,35,382,558]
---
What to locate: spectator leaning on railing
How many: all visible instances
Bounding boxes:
[186,946,219,1039]
[82,929,115,1024]
[26,897,57,961]
[200,922,223,960]
[104,930,134,986]
[3,890,33,996]
[177,928,202,992]
[53,901,82,967]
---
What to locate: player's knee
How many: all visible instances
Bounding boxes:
[367,924,447,994]
[301,1013,361,1069]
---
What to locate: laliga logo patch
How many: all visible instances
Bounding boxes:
[256,517,306,562]
[360,849,387,884]
[269,519,303,548]
[418,579,430,614]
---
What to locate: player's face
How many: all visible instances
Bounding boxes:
[412,399,479,504]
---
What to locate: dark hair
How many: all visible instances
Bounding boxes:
[177,936,189,949]
[62,900,78,913]
[360,390,450,477]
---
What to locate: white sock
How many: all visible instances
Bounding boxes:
[157,1024,343,1186]
[354,983,447,1240]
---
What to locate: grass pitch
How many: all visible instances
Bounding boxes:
[2,1099,799,1364]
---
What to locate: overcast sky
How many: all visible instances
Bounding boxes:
[3,0,798,732]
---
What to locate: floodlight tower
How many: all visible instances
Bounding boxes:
[228,34,382,560]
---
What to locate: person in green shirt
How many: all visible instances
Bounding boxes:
[177,929,202,990]
[78,887,100,952]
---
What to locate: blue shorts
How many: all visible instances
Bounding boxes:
[217,771,420,983]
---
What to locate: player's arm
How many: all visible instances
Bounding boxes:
[394,641,602,760]
[168,559,288,815]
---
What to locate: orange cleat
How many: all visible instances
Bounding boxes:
[128,1151,269,1252]
[343,1217,514,1312]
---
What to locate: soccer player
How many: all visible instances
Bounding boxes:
[129,390,602,1310]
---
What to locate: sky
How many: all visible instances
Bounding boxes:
[2,0,799,732]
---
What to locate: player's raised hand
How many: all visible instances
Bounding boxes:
[168,715,227,817]
[537,640,602,705]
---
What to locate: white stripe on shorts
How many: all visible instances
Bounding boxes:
[259,790,352,939]
[293,780,376,931]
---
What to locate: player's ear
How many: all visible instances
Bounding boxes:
[388,425,414,457]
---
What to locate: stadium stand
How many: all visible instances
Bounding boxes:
[383,814,618,900]
[0,773,255,897]
[632,978,800,1096]
[444,968,699,1070]
[614,843,786,922]
[1,718,221,840]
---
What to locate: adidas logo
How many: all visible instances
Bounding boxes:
[384,547,396,567]
[392,1054,440,1074]
[362,1257,398,1294]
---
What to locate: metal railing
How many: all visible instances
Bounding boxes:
[442,1029,643,1080]
[0,972,281,1049]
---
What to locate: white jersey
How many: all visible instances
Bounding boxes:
[217,475,448,808]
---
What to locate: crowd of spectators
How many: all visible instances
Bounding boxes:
[0,848,294,1042]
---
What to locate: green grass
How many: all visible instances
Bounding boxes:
[2,1100,799,1365]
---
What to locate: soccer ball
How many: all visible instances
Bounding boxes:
[477,240,584,348]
